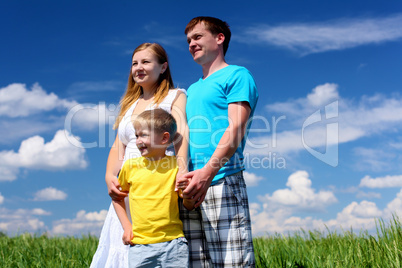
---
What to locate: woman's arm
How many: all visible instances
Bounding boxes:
[105,134,128,201]
[171,91,189,176]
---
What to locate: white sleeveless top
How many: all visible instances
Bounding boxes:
[90,88,186,268]
[118,88,185,163]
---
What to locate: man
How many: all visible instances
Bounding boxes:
[178,16,258,267]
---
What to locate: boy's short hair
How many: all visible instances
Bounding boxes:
[184,16,231,56]
[133,109,177,142]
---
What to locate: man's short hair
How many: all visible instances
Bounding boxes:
[133,109,177,142]
[185,16,231,55]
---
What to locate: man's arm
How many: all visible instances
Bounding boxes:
[181,101,251,207]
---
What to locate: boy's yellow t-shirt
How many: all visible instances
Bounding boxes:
[118,156,184,244]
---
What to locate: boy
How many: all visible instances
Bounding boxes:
[178,16,258,267]
[113,109,194,268]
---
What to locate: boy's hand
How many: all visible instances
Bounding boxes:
[175,174,190,198]
[122,229,134,246]
[176,175,196,210]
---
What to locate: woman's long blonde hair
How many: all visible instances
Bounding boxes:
[113,43,174,129]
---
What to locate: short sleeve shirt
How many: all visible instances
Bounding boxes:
[186,65,259,184]
[119,156,184,244]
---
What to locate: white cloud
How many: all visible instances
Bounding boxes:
[356,191,382,199]
[0,118,64,145]
[64,102,118,131]
[32,208,52,216]
[0,166,18,182]
[307,83,339,107]
[325,201,381,231]
[0,83,117,134]
[0,130,87,181]
[240,14,402,55]
[250,204,327,234]
[247,83,340,156]
[250,172,402,236]
[353,147,396,172]
[338,186,381,200]
[246,131,303,156]
[0,83,76,117]
[247,83,402,160]
[384,189,402,218]
[0,193,4,204]
[0,207,109,237]
[51,209,108,236]
[341,201,382,218]
[258,171,337,212]
[34,187,68,201]
[390,141,402,150]
[360,175,402,188]
[343,96,402,130]
[244,171,264,187]
[0,208,50,234]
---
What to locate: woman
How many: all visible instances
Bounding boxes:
[90,43,188,268]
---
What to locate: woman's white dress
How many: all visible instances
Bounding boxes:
[90,89,185,268]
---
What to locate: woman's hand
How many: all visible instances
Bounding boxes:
[106,175,128,201]
[105,134,127,201]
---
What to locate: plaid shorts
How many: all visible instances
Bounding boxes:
[179,172,255,268]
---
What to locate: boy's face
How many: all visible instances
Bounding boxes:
[186,22,222,65]
[135,126,168,160]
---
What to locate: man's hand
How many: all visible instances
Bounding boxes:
[107,176,128,201]
[181,168,214,208]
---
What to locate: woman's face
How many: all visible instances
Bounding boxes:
[131,48,167,92]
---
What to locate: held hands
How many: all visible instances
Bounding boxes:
[176,173,190,199]
[177,167,214,208]
[176,174,196,210]
[107,175,128,201]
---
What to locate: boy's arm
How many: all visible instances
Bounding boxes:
[180,102,251,207]
[112,164,134,245]
[112,199,134,245]
[183,197,196,211]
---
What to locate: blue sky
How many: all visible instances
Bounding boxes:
[1,0,402,236]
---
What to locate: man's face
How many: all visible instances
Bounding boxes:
[186,22,221,65]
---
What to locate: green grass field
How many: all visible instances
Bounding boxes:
[1,217,401,267]
[254,217,402,267]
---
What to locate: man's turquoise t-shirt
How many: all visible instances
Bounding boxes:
[186,65,259,184]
